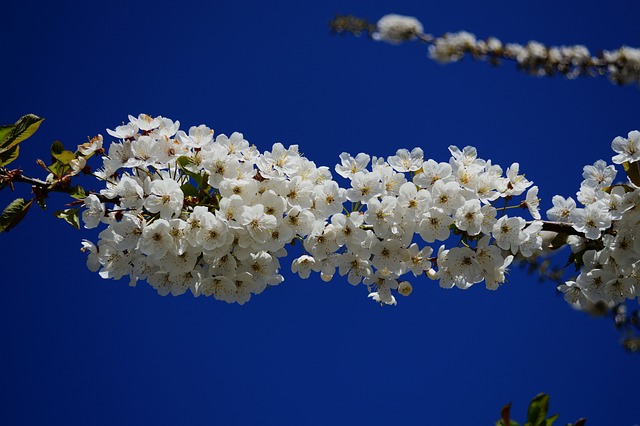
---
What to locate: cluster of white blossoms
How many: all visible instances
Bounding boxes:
[80,114,342,304]
[294,145,544,305]
[556,130,640,309]
[602,46,640,85]
[371,14,640,85]
[372,14,423,44]
[77,114,547,305]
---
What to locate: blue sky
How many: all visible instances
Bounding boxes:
[1,1,639,425]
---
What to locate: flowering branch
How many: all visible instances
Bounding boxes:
[330,14,640,85]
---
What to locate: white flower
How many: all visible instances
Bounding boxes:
[440,246,482,288]
[611,130,640,164]
[260,190,287,219]
[448,146,484,171]
[139,219,173,259]
[230,272,258,305]
[524,186,541,220]
[474,171,502,204]
[405,243,433,277]
[291,255,317,279]
[373,14,423,44]
[454,199,483,235]
[582,160,616,188]
[429,31,477,63]
[78,135,103,156]
[337,252,373,285]
[219,177,258,201]
[480,205,497,234]
[387,148,424,172]
[505,163,532,196]
[604,277,636,304]
[128,113,161,131]
[558,281,588,307]
[107,123,138,140]
[216,132,249,157]
[255,143,300,177]
[80,240,100,272]
[283,176,314,209]
[546,195,576,222]
[418,207,453,243]
[283,206,315,237]
[413,159,452,189]
[599,186,631,221]
[68,156,86,176]
[335,152,370,179]
[114,175,144,210]
[492,216,526,254]
[484,254,514,291]
[396,182,430,221]
[570,205,611,240]
[368,291,397,306]
[130,135,159,167]
[202,144,239,187]
[377,162,407,196]
[313,181,347,217]
[303,228,340,261]
[197,211,233,251]
[240,204,278,244]
[327,213,367,249]
[242,251,283,287]
[364,196,398,237]
[97,241,131,280]
[156,116,180,138]
[430,180,464,213]
[199,275,236,302]
[167,269,200,296]
[345,171,383,203]
[519,221,544,257]
[371,239,409,277]
[176,124,214,150]
[111,214,143,251]
[82,195,105,229]
[144,178,184,219]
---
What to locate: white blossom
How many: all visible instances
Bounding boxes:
[373,14,423,44]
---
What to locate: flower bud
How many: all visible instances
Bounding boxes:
[398,281,413,296]
[320,273,333,282]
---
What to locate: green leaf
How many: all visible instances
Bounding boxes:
[0,125,14,143]
[52,149,76,165]
[544,413,559,425]
[549,232,569,250]
[54,208,80,230]
[48,160,68,178]
[0,114,44,155]
[177,155,205,187]
[496,402,520,426]
[622,161,640,187]
[524,393,550,426]
[571,418,587,426]
[69,185,87,200]
[0,197,33,233]
[50,140,64,156]
[0,144,19,167]
[181,183,199,198]
[36,196,46,211]
[496,419,520,426]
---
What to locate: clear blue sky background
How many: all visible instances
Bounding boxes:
[1,1,639,425]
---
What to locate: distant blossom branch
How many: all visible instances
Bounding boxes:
[330,14,640,85]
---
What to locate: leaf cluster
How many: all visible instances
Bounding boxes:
[497,393,586,426]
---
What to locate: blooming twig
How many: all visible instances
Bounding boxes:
[330,14,640,85]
